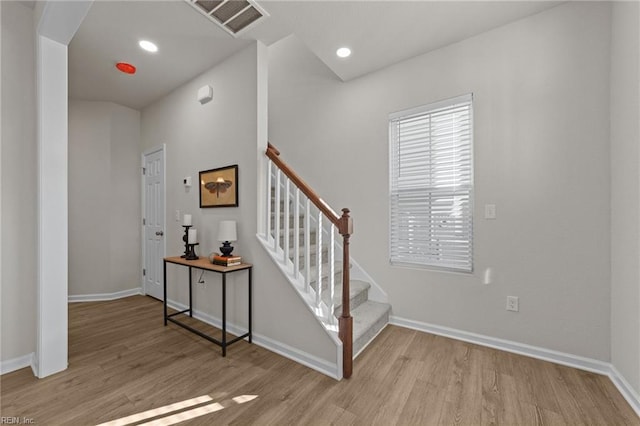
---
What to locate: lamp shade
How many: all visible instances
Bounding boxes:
[217,220,237,242]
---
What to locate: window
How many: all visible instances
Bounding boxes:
[389,94,473,272]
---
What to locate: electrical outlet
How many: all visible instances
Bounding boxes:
[506,296,519,312]
[175,210,180,221]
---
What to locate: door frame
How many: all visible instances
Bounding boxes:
[141,144,167,296]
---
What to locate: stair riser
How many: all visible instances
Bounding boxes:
[307,280,370,318]
[333,288,369,317]
[353,309,390,356]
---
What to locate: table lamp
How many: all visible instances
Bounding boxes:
[218,220,237,257]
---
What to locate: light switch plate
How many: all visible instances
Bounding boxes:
[506,296,519,312]
[485,204,496,219]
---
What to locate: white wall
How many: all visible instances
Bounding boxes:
[610,1,640,396]
[1,1,37,363]
[141,43,337,364]
[269,2,612,361]
[68,100,141,297]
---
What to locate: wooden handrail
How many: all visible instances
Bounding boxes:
[266,143,343,232]
[266,142,354,379]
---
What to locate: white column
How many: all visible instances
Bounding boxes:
[255,41,268,237]
[36,34,69,378]
[36,0,92,378]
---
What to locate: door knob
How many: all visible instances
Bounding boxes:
[156,231,164,236]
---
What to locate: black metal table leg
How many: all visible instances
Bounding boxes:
[222,272,227,357]
[248,267,252,343]
[163,260,167,326]
[188,266,193,317]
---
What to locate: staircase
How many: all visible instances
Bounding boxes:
[340,283,391,357]
[258,143,390,379]
[282,222,390,357]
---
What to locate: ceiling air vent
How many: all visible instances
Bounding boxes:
[185,0,268,37]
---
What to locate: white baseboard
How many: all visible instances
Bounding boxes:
[390,315,640,417]
[390,316,610,373]
[1,353,36,376]
[68,287,142,303]
[166,299,341,380]
[608,364,640,417]
[252,333,342,380]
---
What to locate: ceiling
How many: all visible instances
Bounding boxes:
[69,0,561,110]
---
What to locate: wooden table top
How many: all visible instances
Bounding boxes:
[164,256,252,272]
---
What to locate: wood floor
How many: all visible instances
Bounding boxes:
[1,296,637,425]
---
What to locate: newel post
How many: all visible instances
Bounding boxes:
[338,208,354,379]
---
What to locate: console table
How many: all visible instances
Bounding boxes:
[163,256,252,356]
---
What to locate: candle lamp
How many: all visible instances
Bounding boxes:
[180,214,193,258]
[185,242,199,260]
[185,228,199,260]
[180,225,191,258]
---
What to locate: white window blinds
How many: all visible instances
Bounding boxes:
[389,94,473,272]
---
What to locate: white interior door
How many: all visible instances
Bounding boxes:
[143,147,165,300]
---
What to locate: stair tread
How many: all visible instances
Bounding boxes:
[350,300,391,341]
[332,280,370,307]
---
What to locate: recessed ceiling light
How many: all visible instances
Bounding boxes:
[336,47,351,58]
[139,40,158,53]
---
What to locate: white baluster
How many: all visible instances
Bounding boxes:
[316,212,323,308]
[266,160,272,241]
[294,188,300,278]
[284,178,290,264]
[304,198,311,293]
[329,224,335,323]
[274,169,281,254]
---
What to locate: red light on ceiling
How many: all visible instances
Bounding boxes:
[116,62,136,74]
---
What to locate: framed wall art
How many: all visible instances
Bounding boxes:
[199,164,238,208]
